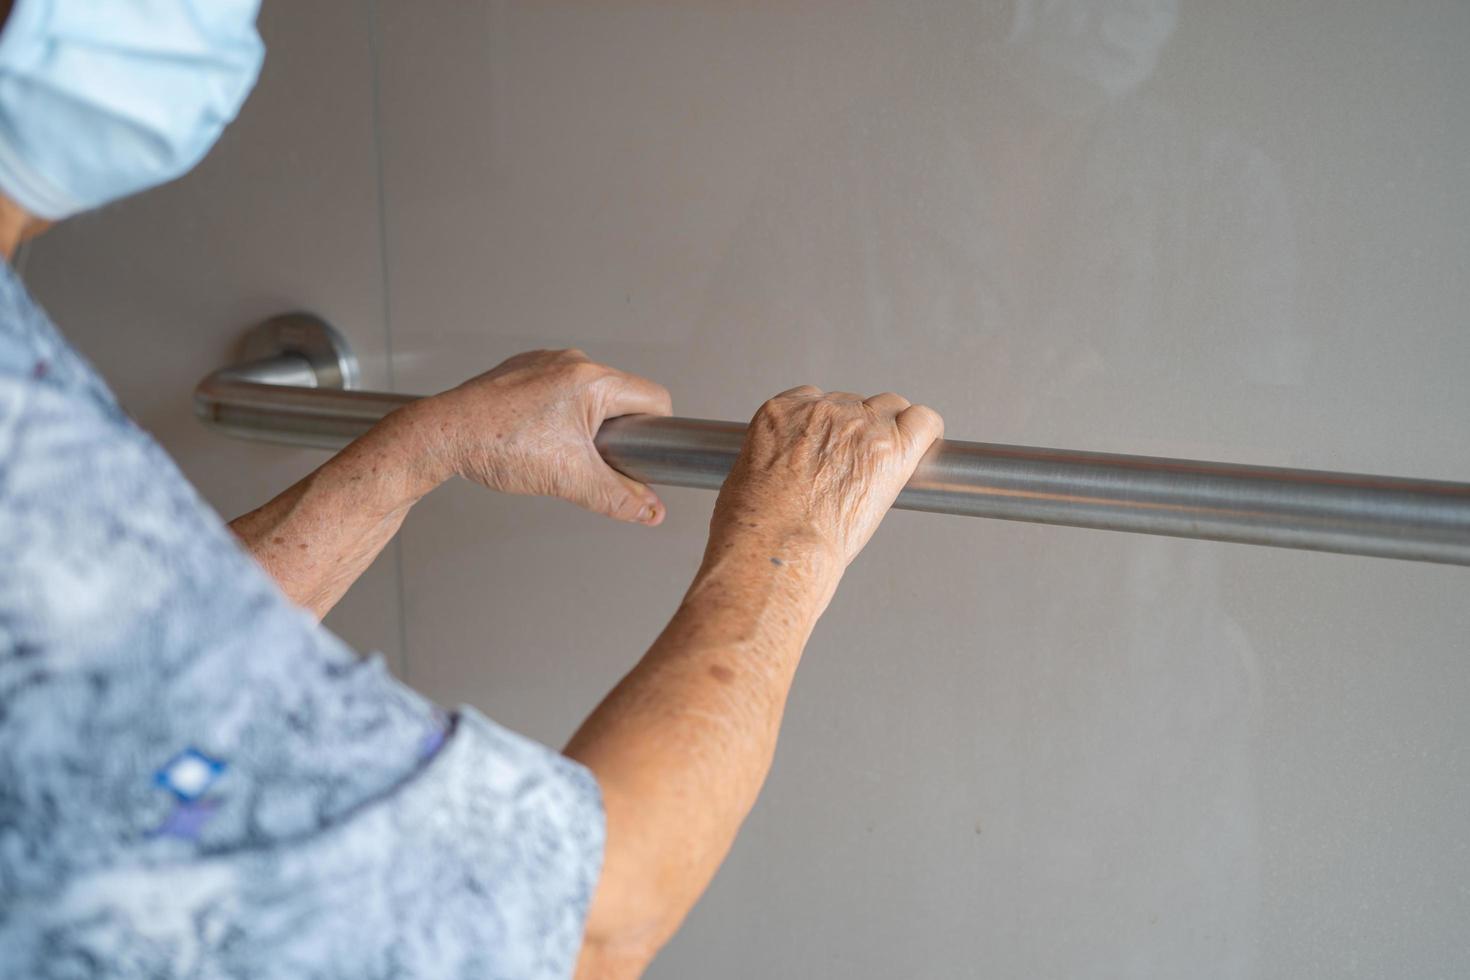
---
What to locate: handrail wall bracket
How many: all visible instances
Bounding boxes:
[231,313,360,390]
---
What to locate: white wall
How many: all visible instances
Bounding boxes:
[27,2,1470,977]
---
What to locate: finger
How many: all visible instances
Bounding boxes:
[774,384,823,400]
[603,372,674,418]
[825,390,864,403]
[570,447,667,526]
[864,391,911,416]
[895,404,945,460]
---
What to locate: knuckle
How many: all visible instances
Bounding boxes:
[755,395,789,419]
[767,384,819,407]
[611,491,640,519]
[812,396,842,415]
[566,360,606,384]
[866,440,899,461]
[588,482,621,514]
[751,405,785,437]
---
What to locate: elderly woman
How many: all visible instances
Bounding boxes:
[0,2,941,978]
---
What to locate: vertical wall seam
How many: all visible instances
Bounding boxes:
[365,0,412,685]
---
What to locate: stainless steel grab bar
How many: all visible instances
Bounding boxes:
[196,315,1470,566]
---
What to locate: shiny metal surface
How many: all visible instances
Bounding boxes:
[196,322,1470,566]
[596,417,1470,566]
[236,313,360,390]
[195,375,415,449]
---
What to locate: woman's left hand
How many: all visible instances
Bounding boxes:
[390,348,673,525]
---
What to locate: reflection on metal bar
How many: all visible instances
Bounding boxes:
[195,315,1470,567]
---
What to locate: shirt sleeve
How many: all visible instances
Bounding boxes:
[3,707,605,980]
[0,265,605,979]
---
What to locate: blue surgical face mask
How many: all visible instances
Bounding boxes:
[0,0,265,220]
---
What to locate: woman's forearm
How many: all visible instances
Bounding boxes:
[566,387,941,977]
[229,409,444,618]
[566,529,842,972]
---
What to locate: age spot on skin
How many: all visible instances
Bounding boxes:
[769,556,784,566]
[709,664,735,684]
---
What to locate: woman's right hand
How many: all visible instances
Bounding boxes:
[711,386,944,568]
[570,386,942,975]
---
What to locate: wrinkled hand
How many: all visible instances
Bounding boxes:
[405,348,673,524]
[713,386,944,565]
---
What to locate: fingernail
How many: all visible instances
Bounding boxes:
[640,500,660,523]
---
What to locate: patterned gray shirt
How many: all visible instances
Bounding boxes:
[0,263,604,979]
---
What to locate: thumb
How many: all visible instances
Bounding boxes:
[569,447,666,526]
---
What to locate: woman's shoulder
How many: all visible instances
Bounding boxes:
[0,260,123,417]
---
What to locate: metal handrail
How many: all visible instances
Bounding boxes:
[196,315,1470,567]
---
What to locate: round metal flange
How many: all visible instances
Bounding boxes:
[237,313,360,390]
